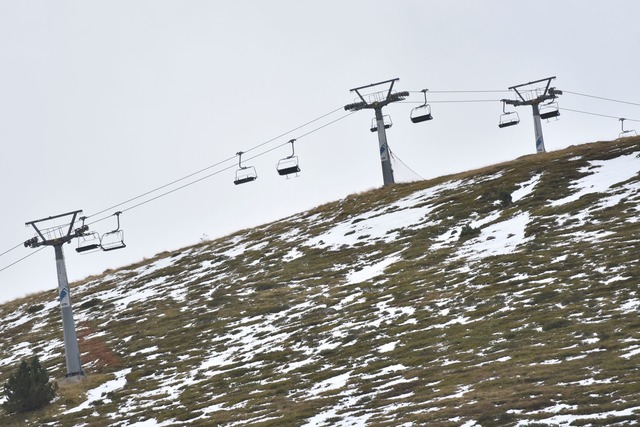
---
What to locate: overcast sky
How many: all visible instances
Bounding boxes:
[1,1,639,303]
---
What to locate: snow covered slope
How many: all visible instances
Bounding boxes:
[1,137,639,426]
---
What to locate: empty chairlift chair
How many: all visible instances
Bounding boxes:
[234,151,258,185]
[75,217,102,254]
[276,139,301,178]
[539,101,560,120]
[101,211,126,251]
[410,89,433,123]
[498,101,520,128]
[370,115,393,132]
[618,118,637,138]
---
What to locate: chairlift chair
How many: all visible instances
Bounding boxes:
[410,89,433,123]
[370,115,393,132]
[540,101,560,120]
[75,217,102,254]
[498,101,520,128]
[618,118,637,138]
[234,151,258,185]
[276,139,301,177]
[76,232,102,253]
[101,212,126,252]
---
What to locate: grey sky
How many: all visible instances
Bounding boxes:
[1,1,639,302]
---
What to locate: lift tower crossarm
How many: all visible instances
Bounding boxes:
[25,210,83,247]
[344,78,409,111]
[508,76,556,103]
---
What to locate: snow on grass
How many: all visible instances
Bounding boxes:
[550,152,640,207]
[130,346,159,357]
[307,371,352,397]
[378,341,398,353]
[597,180,640,209]
[302,395,370,427]
[515,405,640,426]
[618,298,639,313]
[125,419,176,427]
[469,211,502,229]
[457,212,531,260]
[390,179,466,209]
[360,364,407,380]
[512,174,542,202]
[346,254,401,284]
[305,205,434,249]
[369,298,416,328]
[436,385,473,401]
[65,368,132,414]
[283,247,304,262]
[333,290,365,311]
[621,345,640,359]
[0,341,33,368]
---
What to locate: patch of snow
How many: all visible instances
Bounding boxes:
[307,372,351,397]
[126,419,176,427]
[470,211,502,229]
[65,368,131,414]
[427,315,473,329]
[619,298,639,313]
[361,364,407,379]
[283,247,304,262]
[550,152,640,207]
[305,205,435,249]
[130,346,159,357]
[515,405,640,426]
[457,212,531,260]
[378,341,398,353]
[333,291,365,311]
[346,254,401,284]
[437,385,472,401]
[512,174,542,202]
[302,395,370,427]
[621,345,640,359]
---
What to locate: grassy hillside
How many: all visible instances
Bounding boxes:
[1,136,639,426]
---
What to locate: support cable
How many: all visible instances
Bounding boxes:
[563,91,640,107]
[410,89,511,94]
[0,242,24,258]
[0,247,46,273]
[560,107,640,122]
[403,99,502,104]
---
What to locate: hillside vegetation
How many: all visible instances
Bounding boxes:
[1,136,639,426]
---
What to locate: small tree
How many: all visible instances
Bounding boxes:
[497,188,513,208]
[3,356,58,414]
[459,224,481,241]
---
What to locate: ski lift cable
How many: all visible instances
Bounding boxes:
[401,99,503,104]
[85,154,238,221]
[409,89,512,94]
[563,91,640,108]
[0,242,24,259]
[0,247,46,274]
[560,107,640,122]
